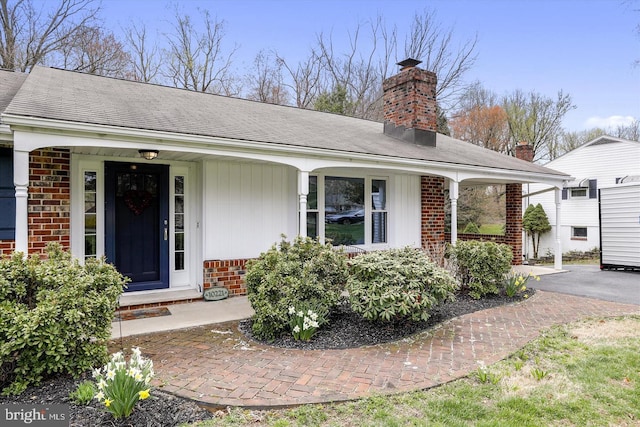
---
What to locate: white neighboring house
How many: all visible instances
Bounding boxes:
[525,136,640,259]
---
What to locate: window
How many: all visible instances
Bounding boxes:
[570,188,587,198]
[325,176,364,245]
[0,147,15,240]
[571,227,587,240]
[371,179,387,243]
[307,176,319,238]
[174,176,185,271]
[84,171,97,258]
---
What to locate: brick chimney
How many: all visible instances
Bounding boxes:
[515,141,534,162]
[382,58,437,147]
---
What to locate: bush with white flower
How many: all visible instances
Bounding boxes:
[92,347,154,419]
[288,305,326,341]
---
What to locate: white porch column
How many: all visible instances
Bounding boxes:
[297,170,309,238]
[449,179,459,244]
[554,187,563,270]
[13,149,30,254]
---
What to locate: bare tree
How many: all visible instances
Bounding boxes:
[0,0,100,71]
[277,51,323,109]
[54,25,131,77]
[164,8,239,95]
[502,89,576,161]
[244,50,288,104]
[403,8,478,110]
[123,21,163,83]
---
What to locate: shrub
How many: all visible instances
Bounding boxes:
[463,222,480,234]
[0,243,127,395]
[69,380,96,405]
[346,247,458,322]
[245,236,349,341]
[448,240,513,299]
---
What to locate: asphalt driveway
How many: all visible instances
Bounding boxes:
[532,264,640,305]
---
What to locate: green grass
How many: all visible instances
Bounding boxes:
[186,316,640,427]
[478,223,504,235]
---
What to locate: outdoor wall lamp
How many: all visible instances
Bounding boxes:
[138,149,159,160]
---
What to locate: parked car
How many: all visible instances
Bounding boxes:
[325,209,365,225]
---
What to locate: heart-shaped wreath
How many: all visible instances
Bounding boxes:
[123,190,153,215]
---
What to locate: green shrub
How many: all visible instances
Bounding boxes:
[69,380,96,405]
[448,240,513,299]
[245,236,349,341]
[463,222,480,234]
[346,247,458,322]
[0,243,127,395]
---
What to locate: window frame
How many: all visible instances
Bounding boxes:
[571,226,588,240]
[569,187,587,199]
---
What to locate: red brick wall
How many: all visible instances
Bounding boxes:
[505,183,523,265]
[383,67,438,132]
[0,240,15,256]
[420,176,445,250]
[203,259,249,296]
[28,148,71,255]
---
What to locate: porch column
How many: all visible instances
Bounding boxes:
[449,179,459,244]
[554,188,563,270]
[13,149,29,254]
[298,171,309,238]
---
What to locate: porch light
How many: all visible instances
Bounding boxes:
[138,149,159,160]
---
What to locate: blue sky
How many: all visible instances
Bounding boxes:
[98,0,640,132]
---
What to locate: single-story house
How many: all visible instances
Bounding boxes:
[524,136,640,258]
[0,59,570,309]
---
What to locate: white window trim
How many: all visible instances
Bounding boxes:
[569,187,588,199]
[571,226,588,240]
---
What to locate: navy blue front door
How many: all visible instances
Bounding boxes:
[105,162,169,292]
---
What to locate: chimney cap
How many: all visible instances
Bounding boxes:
[397,58,422,69]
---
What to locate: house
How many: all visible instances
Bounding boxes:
[524,136,640,259]
[0,59,570,309]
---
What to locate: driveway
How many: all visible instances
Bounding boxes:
[532,264,640,305]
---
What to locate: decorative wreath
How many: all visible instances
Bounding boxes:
[123,190,153,215]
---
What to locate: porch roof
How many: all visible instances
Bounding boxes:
[2,67,568,181]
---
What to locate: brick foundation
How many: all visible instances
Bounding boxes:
[203,259,250,296]
[420,176,445,250]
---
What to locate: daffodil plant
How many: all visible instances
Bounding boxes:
[288,306,322,341]
[504,271,539,298]
[93,347,154,419]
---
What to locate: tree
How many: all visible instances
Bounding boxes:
[245,50,288,104]
[522,203,551,259]
[502,89,576,162]
[277,51,323,109]
[164,8,239,95]
[54,25,131,77]
[0,0,100,71]
[124,21,163,83]
[314,84,353,114]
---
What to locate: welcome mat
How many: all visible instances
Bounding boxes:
[114,307,171,322]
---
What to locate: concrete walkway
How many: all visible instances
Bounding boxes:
[109,290,640,409]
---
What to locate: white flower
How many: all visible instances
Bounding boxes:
[297,310,304,317]
[311,321,319,328]
[92,368,101,378]
[127,367,139,378]
[132,347,142,357]
[307,309,314,316]
[106,369,116,380]
[145,374,153,384]
[288,306,296,315]
[310,312,318,321]
[94,391,104,401]
[293,325,300,333]
[134,372,144,381]
[97,379,107,390]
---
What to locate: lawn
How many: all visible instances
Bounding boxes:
[186,315,640,426]
[478,223,504,235]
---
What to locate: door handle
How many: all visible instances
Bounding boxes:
[164,219,168,241]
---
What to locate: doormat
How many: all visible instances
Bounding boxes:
[114,307,171,322]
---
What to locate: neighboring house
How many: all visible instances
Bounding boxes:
[0,60,569,309]
[524,136,640,259]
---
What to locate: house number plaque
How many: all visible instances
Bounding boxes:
[204,287,229,301]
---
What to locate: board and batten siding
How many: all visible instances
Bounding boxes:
[600,183,640,268]
[526,139,640,257]
[390,174,421,248]
[202,160,297,260]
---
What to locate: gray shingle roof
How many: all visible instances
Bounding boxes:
[3,67,567,177]
[0,69,27,119]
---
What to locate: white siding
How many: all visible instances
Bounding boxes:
[600,183,640,268]
[526,140,640,257]
[390,174,421,248]
[203,160,297,260]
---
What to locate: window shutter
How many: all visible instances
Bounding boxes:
[561,188,568,200]
[588,179,597,199]
[0,147,16,239]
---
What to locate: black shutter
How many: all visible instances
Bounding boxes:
[0,147,16,239]
[588,179,597,199]
[562,188,568,200]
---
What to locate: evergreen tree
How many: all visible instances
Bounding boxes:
[522,203,551,259]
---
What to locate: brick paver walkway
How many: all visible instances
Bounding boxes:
[109,291,639,408]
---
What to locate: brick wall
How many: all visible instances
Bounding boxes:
[505,183,523,265]
[382,66,438,132]
[0,240,15,256]
[203,259,249,296]
[420,176,445,250]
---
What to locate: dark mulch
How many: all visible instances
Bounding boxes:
[0,290,533,426]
